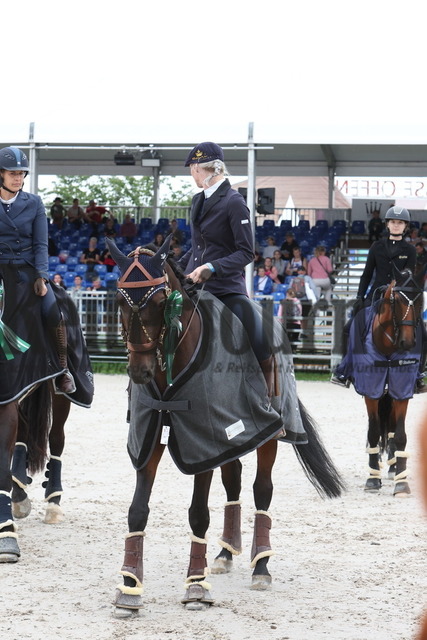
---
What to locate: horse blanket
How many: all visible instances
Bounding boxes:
[343,305,421,400]
[0,265,93,407]
[128,291,307,475]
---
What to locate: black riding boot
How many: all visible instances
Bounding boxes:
[53,316,76,394]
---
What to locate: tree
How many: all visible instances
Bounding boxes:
[40,175,193,208]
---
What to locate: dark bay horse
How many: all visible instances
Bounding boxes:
[0,284,93,561]
[107,237,344,616]
[361,270,424,496]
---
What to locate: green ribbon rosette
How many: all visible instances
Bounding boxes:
[163,290,183,386]
[0,286,31,360]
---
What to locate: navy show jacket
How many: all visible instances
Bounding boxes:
[358,236,416,299]
[179,180,254,297]
[0,190,49,280]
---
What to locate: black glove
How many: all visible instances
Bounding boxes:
[352,297,365,316]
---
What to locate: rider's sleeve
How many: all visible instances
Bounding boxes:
[357,247,376,298]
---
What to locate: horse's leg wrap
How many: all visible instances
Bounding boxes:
[113,531,145,609]
[11,442,32,490]
[0,492,20,561]
[42,456,63,502]
[53,315,76,394]
[182,535,213,605]
[250,510,274,568]
[218,501,242,555]
[387,432,396,467]
[394,451,411,495]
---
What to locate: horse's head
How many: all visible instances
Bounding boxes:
[379,269,424,352]
[107,236,175,385]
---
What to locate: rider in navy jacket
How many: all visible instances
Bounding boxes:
[180,142,278,401]
[0,146,75,394]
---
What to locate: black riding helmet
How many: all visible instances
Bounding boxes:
[384,206,410,237]
[0,146,29,192]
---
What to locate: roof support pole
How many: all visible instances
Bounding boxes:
[328,165,334,208]
[28,122,38,195]
[245,122,256,297]
[152,165,160,223]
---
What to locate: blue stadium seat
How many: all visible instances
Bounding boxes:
[66,256,79,269]
[55,264,68,275]
[351,220,366,234]
[75,264,88,276]
[48,256,60,268]
[64,272,76,287]
[94,264,107,276]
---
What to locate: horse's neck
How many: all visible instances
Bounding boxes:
[372,296,396,357]
[154,272,201,391]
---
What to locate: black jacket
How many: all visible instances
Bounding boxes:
[358,237,416,299]
[179,180,254,297]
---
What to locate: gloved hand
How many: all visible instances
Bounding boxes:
[352,296,365,316]
[34,277,48,296]
[186,265,213,284]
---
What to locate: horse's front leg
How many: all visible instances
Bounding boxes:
[364,398,383,492]
[211,459,243,575]
[113,439,165,618]
[251,438,277,590]
[391,399,410,497]
[0,402,20,562]
[42,393,70,524]
[182,469,214,610]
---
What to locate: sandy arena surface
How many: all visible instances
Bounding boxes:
[1,374,426,640]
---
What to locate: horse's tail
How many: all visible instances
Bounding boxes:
[378,394,392,454]
[293,398,345,498]
[18,382,52,475]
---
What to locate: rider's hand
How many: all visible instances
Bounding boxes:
[186,265,213,284]
[34,278,48,297]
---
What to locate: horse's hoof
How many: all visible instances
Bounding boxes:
[43,503,64,524]
[112,589,143,614]
[250,574,272,590]
[0,536,20,562]
[12,497,32,519]
[393,481,411,498]
[364,477,382,492]
[181,583,214,608]
[112,606,140,619]
[210,556,233,574]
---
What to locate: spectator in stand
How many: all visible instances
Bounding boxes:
[407,225,421,245]
[66,198,84,229]
[286,246,308,276]
[80,236,101,279]
[419,222,427,240]
[280,288,302,351]
[262,235,279,259]
[103,217,117,238]
[87,276,106,292]
[120,214,138,244]
[280,231,299,261]
[153,232,165,248]
[263,256,279,283]
[415,241,427,276]
[50,197,65,229]
[307,245,334,304]
[70,274,84,294]
[168,218,184,246]
[253,250,264,270]
[100,246,116,272]
[84,199,108,235]
[271,249,287,284]
[368,209,385,243]
[52,273,66,289]
[253,265,273,295]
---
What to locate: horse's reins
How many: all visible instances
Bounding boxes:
[117,250,201,375]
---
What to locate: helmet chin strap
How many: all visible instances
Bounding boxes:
[1,185,19,195]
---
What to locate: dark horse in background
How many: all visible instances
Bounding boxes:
[107,236,344,617]
[0,282,93,562]
[350,269,425,497]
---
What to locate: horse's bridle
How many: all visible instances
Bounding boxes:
[117,250,170,357]
[378,272,423,345]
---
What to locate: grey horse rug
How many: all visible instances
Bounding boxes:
[343,305,421,400]
[0,264,93,407]
[128,291,307,475]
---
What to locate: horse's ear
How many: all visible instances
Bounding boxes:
[106,238,131,273]
[151,234,172,271]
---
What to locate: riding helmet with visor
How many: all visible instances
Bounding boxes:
[384,206,410,222]
[0,146,29,191]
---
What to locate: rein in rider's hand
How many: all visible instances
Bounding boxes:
[34,277,48,297]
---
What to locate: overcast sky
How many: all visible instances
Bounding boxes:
[4,0,427,147]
